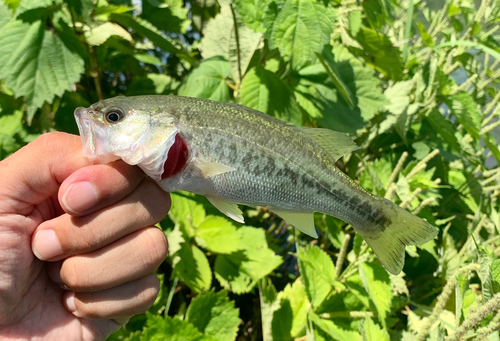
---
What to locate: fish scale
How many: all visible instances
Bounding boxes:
[74,95,438,275]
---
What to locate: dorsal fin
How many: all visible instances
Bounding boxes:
[299,127,359,161]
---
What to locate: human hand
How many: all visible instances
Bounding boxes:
[0,132,170,341]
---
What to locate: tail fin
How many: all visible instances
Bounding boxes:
[356,200,438,275]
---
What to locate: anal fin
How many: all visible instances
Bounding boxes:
[206,196,244,224]
[273,210,318,238]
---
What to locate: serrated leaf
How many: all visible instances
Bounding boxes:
[309,312,360,341]
[234,0,267,33]
[0,18,84,123]
[195,216,241,254]
[178,56,231,102]
[297,245,336,309]
[169,193,206,237]
[200,4,262,81]
[425,109,461,152]
[173,243,212,293]
[111,13,196,66]
[298,45,387,133]
[478,246,494,302]
[384,80,413,116]
[361,317,390,341]
[354,27,402,81]
[358,262,392,329]
[447,91,482,139]
[276,279,309,337]
[215,227,282,294]
[85,22,132,46]
[269,0,335,68]
[259,278,280,341]
[187,290,240,341]
[240,66,302,125]
[139,314,217,341]
[348,10,361,36]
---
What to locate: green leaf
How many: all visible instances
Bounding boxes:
[195,216,241,254]
[309,312,360,341]
[187,290,240,341]
[178,56,231,102]
[169,192,206,237]
[358,262,392,329]
[447,91,482,139]
[271,298,293,341]
[259,278,280,341]
[361,317,390,341]
[127,74,177,96]
[173,243,212,293]
[455,272,469,325]
[276,279,309,337]
[142,0,191,34]
[425,109,461,152]
[138,314,216,341]
[0,18,84,123]
[354,27,403,81]
[298,45,387,133]
[234,0,267,33]
[84,22,132,46]
[200,4,262,81]
[297,245,336,309]
[348,10,362,36]
[269,0,335,68]
[315,46,355,109]
[240,66,302,125]
[215,226,282,294]
[110,13,196,66]
[478,246,494,302]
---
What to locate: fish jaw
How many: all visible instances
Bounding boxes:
[74,107,120,164]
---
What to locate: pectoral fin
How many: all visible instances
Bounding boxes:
[299,127,359,161]
[272,210,318,238]
[206,196,244,223]
[196,162,236,178]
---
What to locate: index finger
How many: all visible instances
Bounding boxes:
[58,160,147,216]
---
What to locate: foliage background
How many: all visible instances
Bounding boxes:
[2,0,500,339]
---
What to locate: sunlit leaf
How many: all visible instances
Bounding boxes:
[358,262,392,328]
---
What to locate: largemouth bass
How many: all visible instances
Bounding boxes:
[74,95,437,275]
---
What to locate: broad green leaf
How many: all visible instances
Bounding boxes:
[0,109,23,156]
[492,259,500,294]
[455,272,469,325]
[271,299,293,341]
[361,317,389,341]
[187,290,240,341]
[84,22,132,46]
[240,66,302,125]
[173,243,212,293]
[215,227,282,294]
[384,80,413,116]
[234,0,267,33]
[0,2,11,30]
[142,0,191,33]
[111,13,196,66]
[358,262,392,328]
[298,45,387,133]
[200,4,262,81]
[269,0,335,68]
[0,18,84,123]
[169,192,206,237]
[276,279,309,337]
[297,244,336,309]
[447,91,482,139]
[309,312,360,341]
[344,274,371,309]
[354,27,403,81]
[348,10,362,36]
[195,216,241,254]
[178,56,231,102]
[138,314,216,341]
[425,109,461,152]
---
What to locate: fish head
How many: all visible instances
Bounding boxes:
[74,96,178,180]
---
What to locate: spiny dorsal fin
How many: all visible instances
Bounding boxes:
[272,209,318,238]
[299,127,359,161]
[206,196,244,223]
[196,161,236,178]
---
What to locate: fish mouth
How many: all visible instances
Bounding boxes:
[74,107,119,163]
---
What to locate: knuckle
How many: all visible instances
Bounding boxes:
[60,258,89,291]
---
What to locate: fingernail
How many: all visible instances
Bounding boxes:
[32,230,63,260]
[62,182,98,214]
[64,292,76,312]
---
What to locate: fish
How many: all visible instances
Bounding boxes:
[74,95,438,275]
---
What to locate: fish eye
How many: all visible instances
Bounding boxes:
[105,107,125,124]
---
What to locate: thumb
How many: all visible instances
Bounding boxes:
[0,132,89,210]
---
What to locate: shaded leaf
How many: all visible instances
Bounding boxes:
[187,290,240,341]
[309,312,360,341]
[173,243,212,293]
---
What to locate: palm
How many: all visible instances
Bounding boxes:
[0,195,117,340]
